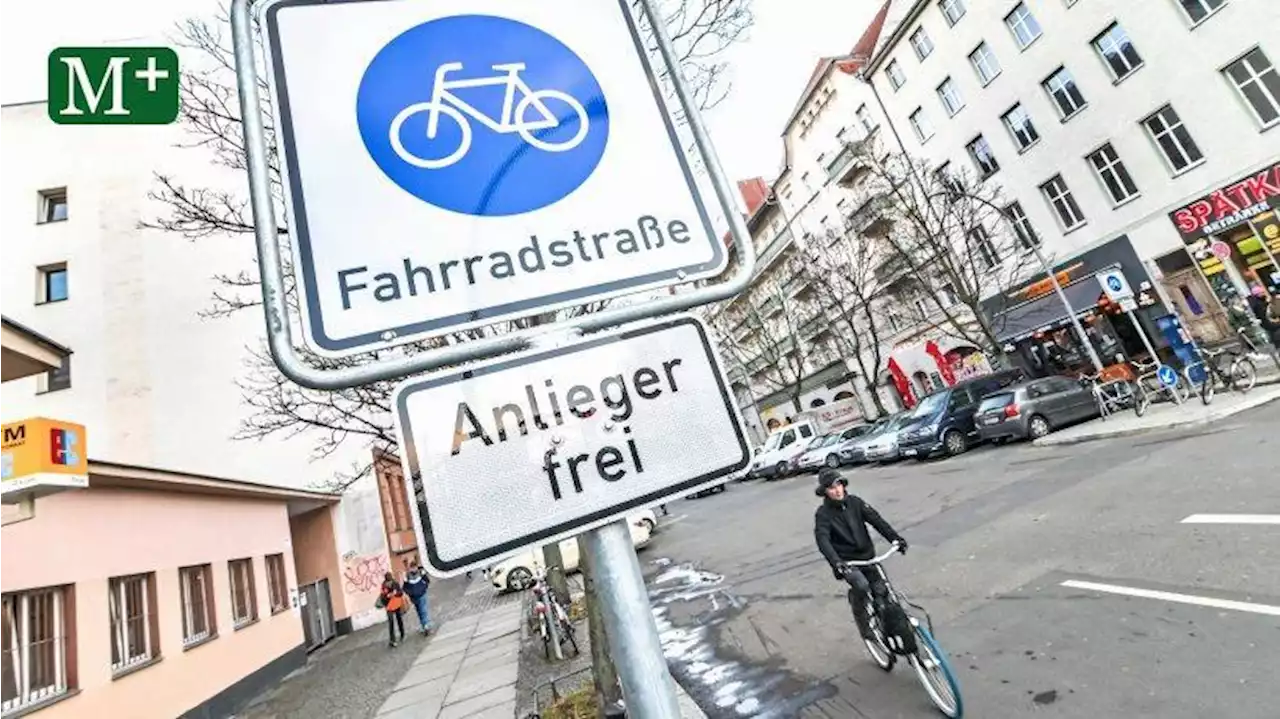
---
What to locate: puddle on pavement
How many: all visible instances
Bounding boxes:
[648,558,836,718]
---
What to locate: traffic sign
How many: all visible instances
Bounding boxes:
[1097,268,1134,304]
[392,315,750,573]
[261,0,726,357]
[1156,364,1178,388]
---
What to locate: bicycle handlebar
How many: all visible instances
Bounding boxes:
[842,541,904,568]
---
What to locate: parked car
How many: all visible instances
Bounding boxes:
[794,433,842,472]
[897,369,1027,459]
[688,481,729,499]
[975,376,1100,442]
[749,419,820,479]
[831,423,876,466]
[488,513,654,592]
[860,411,914,463]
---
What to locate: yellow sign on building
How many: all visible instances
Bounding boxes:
[1,417,88,498]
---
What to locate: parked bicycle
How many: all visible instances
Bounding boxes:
[390,61,591,169]
[1182,329,1261,405]
[1130,357,1189,416]
[845,542,963,718]
[1077,372,1138,419]
[530,569,579,660]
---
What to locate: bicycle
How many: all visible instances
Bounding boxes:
[530,569,579,660]
[1077,372,1137,419]
[390,62,590,169]
[1130,357,1189,416]
[1184,330,1261,405]
[844,542,963,718]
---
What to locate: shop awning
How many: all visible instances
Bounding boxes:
[988,277,1104,343]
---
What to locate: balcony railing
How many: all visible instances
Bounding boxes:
[757,227,795,273]
[848,194,893,236]
[826,138,870,186]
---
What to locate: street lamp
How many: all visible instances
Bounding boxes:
[932,189,1105,375]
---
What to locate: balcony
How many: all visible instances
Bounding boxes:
[848,194,893,237]
[757,227,795,273]
[825,139,871,187]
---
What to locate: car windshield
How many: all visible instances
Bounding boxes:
[812,434,838,448]
[911,392,948,418]
[977,393,1015,413]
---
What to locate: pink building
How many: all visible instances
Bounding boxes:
[1,460,359,718]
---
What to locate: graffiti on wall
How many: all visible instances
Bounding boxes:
[342,552,389,596]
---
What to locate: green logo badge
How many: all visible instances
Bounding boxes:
[48,47,179,125]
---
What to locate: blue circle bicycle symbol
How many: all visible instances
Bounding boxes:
[356,15,609,217]
[1106,276,1123,292]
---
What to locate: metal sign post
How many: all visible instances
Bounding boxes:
[231,1,758,715]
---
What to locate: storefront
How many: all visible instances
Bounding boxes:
[980,235,1170,380]
[1162,162,1280,347]
[885,335,992,408]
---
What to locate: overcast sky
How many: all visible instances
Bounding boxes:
[1,0,879,186]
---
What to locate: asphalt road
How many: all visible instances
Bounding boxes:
[641,401,1280,719]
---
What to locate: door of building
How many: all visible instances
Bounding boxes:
[300,578,336,651]
[1160,266,1231,343]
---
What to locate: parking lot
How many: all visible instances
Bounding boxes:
[643,401,1280,718]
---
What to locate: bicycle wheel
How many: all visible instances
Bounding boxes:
[1200,372,1216,405]
[862,601,895,672]
[389,101,472,169]
[909,623,963,718]
[517,90,590,152]
[1230,358,1257,393]
[1133,383,1150,417]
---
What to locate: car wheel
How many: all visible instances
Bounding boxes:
[639,518,655,533]
[825,454,841,469]
[507,567,534,592]
[774,462,788,478]
[1028,415,1051,439]
[943,430,967,456]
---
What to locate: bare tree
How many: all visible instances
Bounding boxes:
[843,144,1038,364]
[710,282,815,416]
[144,5,754,492]
[789,228,891,417]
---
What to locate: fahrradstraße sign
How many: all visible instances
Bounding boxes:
[393,315,750,574]
[261,0,726,357]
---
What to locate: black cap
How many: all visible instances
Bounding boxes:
[816,468,846,496]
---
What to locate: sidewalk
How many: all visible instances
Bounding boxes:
[376,602,523,719]
[1034,383,1280,446]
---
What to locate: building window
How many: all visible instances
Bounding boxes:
[969,42,1002,85]
[856,104,876,134]
[967,226,1001,269]
[1,586,73,713]
[1043,66,1088,120]
[179,565,216,647]
[1005,3,1043,50]
[1177,0,1225,25]
[109,574,158,674]
[935,162,965,196]
[265,554,289,614]
[37,189,68,224]
[966,135,1000,178]
[909,108,935,142]
[37,357,72,394]
[1087,143,1141,205]
[1093,23,1143,81]
[937,77,965,116]
[886,59,907,90]
[228,559,258,628]
[939,0,966,26]
[1005,201,1040,249]
[1224,48,1280,128]
[1040,175,1087,230]
[37,264,68,304]
[1143,105,1204,173]
[910,27,934,61]
[1001,104,1040,151]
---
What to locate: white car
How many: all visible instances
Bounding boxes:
[794,433,842,472]
[487,512,655,592]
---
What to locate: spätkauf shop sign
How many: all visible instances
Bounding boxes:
[1169,162,1280,243]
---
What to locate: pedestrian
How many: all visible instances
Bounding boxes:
[403,560,432,635]
[378,572,406,648]
[658,503,669,517]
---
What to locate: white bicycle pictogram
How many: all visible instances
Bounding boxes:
[389,62,592,169]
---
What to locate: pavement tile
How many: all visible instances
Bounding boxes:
[438,683,517,719]
[413,636,472,665]
[378,675,451,715]
[432,620,480,643]
[396,654,464,691]
[443,661,519,705]
[470,625,519,645]
[458,647,521,677]
[460,642,518,671]
[376,705,433,719]
[455,699,516,719]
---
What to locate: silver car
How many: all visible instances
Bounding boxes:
[857,412,912,463]
[975,376,1100,442]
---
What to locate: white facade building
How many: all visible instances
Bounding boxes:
[0,101,357,489]
[865,0,1280,361]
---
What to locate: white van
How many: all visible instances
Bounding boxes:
[750,419,819,479]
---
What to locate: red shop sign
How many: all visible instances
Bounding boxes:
[1169,163,1280,242]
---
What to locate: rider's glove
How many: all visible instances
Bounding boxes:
[832,564,848,581]
[894,538,909,554]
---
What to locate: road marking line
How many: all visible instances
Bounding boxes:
[661,515,689,528]
[1060,580,1280,617]
[1181,514,1280,525]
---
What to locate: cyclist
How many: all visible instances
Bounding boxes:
[813,468,908,639]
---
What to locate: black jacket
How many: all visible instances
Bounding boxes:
[814,495,902,567]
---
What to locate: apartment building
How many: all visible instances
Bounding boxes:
[864,0,1280,372]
